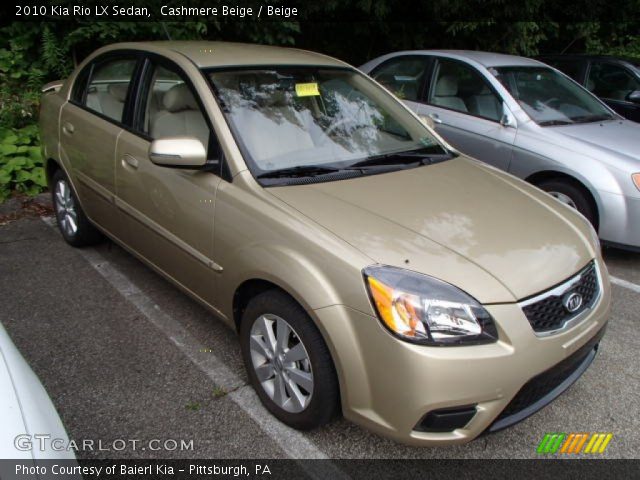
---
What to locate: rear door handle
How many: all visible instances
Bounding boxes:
[122,154,139,169]
[62,122,75,135]
[428,113,443,124]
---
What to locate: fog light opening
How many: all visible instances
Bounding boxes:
[414,405,477,433]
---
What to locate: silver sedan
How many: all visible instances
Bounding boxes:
[361,50,640,250]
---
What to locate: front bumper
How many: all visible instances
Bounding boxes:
[313,261,611,446]
[598,190,640,250]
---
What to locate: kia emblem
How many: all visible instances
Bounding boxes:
[563,292,583,313]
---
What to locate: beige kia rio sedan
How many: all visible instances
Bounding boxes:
[40,42,610,446]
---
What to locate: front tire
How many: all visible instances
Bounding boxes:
[536,178,597,226]
[51,169,102,247]
[240,290,340,430]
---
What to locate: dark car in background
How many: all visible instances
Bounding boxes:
[537,55,640,122]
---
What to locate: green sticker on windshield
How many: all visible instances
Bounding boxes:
[295,83,320,97]
[419,136,436,146]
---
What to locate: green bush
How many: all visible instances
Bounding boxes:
[0,124,47,201]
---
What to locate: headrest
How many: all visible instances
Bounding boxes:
[163,83,198,112]
[108,84,129,102]
[477,83,491,95]
[434,75,458,96]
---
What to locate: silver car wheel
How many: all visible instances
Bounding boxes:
[548,191,578,210]
[249,313,314,413]
[55,179,78,237]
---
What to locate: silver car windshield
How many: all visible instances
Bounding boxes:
[492,66,615,126]
[207,67,446,175]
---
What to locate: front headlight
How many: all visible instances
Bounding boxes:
[363,265,498,346]
[632,173,640,192]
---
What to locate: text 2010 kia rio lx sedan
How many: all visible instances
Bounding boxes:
[39,42,610,446]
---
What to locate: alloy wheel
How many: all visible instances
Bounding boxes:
[55,179,78,237]
[548,191,578,209]
[249,313,314,413]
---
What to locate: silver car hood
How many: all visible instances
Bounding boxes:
[552,119,640,170]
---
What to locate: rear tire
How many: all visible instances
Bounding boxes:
[51,169,102,247]
[240,290,340,430]
[536,178,597,226]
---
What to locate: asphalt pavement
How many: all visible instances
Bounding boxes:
[1,199,638,460]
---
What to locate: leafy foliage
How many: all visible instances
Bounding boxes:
[0,2,638,202]
[0,125,46,201]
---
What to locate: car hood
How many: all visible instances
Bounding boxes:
[269,157,595,304]
[553,119,640,169]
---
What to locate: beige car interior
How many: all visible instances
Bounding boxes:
[85,73,210,150]
[216,73,336,164]
[432,73,502,121]
[432,75,468,112]
[86,83,129,122]
[148,83,210,148]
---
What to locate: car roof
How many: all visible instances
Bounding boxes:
[106,41,348,69]
[537,53,640,65]
[394,50,546,68]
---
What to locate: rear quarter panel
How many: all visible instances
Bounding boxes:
[39,88,66,172]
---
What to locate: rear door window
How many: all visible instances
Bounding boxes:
[84,58,138,122]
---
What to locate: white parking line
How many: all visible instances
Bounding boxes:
[610,275,640,294]
[42,217,349,476]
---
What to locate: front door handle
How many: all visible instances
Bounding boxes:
[62,122,75,135]
[122,154,139,169]
[428,113,443,124]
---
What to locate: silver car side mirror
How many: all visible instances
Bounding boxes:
[627,90,640,104]
[500,104,517,128]
[149,137,207,168]
[418,114,436,129]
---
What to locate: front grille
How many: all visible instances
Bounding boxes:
[520,261,600,334]
[489,324,606,432]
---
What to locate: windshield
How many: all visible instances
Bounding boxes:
[491,66,615,126]
[207,67,448,180]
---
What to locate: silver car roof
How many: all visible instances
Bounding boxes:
[391,50,547,68]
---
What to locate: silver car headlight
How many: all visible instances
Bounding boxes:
[363,265,498,346]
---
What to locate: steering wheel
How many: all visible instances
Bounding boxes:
[319,117,374,145]
[542,97,562,108]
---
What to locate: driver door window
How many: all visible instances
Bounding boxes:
[588,62,640,101]
[421,58,514,172]
[143,65,211,154]
[371,57,429,101]
[429,59,502,122]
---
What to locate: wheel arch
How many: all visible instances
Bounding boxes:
[233,278,289,332]
[232,277,346,404]
[45,157,62,187]
[526,170,600,230]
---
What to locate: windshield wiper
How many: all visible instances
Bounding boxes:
[570,114,614,124]
[348,147,452,169]
[256,165,341,179]
[538,119,574,126]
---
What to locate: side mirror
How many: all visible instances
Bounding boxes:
[500,103,517,128]
[149,137,207,168]
[627,90,640,104]
[418,114,435,129]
